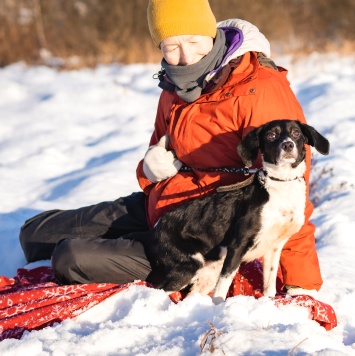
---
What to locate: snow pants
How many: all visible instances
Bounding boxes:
[19,192,156,285]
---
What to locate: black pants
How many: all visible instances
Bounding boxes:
[19,192,155,285]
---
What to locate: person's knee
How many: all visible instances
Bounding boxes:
[20,227,56,263]
[19,209,62,262]
[19,224,31,254]
[19,214,40,250]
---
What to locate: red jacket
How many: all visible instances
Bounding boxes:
[137,51,322,291]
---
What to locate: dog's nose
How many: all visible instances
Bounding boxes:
[281,141,294,152]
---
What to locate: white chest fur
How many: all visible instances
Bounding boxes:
[242,174,306,262]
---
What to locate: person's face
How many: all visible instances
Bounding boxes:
[160,35,214,66]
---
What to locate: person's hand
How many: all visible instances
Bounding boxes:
[143,135,183,183]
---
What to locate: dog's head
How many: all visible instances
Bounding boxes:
[237,120,330,168]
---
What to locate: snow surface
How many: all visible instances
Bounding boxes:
[0,53,355,355]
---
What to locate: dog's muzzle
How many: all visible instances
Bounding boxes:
[280,140,297,161]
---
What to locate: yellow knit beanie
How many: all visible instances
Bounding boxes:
[147,0,217,47]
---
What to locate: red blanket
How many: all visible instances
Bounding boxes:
[0,261,337,341]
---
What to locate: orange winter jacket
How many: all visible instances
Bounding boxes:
[136,51,323,291]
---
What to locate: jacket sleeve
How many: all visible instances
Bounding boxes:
[136,91,172,194]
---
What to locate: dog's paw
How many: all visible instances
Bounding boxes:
[285,285,318,299]
[262,288,276,298]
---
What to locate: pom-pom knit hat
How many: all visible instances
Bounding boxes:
[147,0,217,46]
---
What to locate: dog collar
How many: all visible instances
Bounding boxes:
[267,175,303,182]
[257,170,304,184]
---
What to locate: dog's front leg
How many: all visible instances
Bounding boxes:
[211,247,242,304]
[262,246,283,297]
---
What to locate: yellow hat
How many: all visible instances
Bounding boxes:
[147,0,217,47]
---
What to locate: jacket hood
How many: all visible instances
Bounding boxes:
[219,19,271,59]
[205,19,271,82]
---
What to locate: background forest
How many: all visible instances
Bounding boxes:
[1,0,355,68]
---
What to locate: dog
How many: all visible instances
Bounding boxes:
[145,119,329,304]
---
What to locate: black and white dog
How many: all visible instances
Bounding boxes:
[145,120,329,304]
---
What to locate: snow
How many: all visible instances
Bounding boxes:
[1,52,355,355]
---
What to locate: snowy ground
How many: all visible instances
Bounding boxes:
[0,52,354,355]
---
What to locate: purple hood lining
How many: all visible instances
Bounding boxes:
[209,27,244,77]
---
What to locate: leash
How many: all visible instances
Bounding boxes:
[179,165,259,176]
[180,165,302,181]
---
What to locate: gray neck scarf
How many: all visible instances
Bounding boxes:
[160,29,227,102]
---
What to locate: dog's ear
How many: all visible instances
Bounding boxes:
[299,122,330,155]
[237,128,260,167]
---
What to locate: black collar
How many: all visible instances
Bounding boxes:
[267,175,303,182]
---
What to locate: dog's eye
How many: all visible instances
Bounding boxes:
[292,129,301,138]
[267,132,277,141]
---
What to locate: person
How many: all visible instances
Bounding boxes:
[19,0,322,299]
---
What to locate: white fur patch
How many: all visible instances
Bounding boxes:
[189,247,227,296]
[192,252,205,265]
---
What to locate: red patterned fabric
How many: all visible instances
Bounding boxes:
[0,262,337,341]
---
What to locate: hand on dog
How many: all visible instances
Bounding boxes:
[143,135,183,183]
